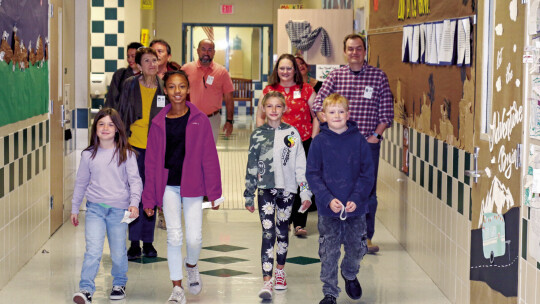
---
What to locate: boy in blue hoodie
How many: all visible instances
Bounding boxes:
[306,93,375,304]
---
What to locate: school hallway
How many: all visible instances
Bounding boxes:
[0,120,450,304]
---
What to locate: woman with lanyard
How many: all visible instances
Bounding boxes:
[256,53,319,237]
[118,47,167,260]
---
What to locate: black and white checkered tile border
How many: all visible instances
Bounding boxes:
[381,123,473,220]
[1,120,50,199]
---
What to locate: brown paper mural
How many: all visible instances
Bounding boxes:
[368,31,475,152]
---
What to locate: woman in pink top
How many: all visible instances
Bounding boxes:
[257,53,318,236]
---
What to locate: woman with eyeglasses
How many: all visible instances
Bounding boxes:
[117,47,167,261]
[255,53,319,238]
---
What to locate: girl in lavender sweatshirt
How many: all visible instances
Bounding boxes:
[71,108,142,304]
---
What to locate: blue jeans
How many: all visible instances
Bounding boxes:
[79,202,128,294]
[162,185,203,281]
[318,214,367,298]
[366,142,380,239]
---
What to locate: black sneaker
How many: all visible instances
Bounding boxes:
[341,271,362,300]
[142,243,157,258]
[127,245,141,260]
[73,290,92,304]
[110,285,126,300]
[319,294,337,304]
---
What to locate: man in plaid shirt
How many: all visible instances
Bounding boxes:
[313,34,394,254]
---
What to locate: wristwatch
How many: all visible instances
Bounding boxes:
[373,132,382,140]
[226,119,234,125]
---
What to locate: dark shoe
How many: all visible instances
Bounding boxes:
[109,285,126,300]
[73,290,92,304]
[341,271,362,300]
[127,245,141,260]
[319,294,337,304]
[367,239,380,254]
[142,243,157,258]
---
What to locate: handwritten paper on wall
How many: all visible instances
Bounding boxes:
[402,25,413,63]
[438,19,456,65]
[401,17,471,67]
[457,17,471,66]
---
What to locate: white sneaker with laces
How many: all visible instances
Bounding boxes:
[258,280,274,299]
[274,268,288,290]
[167,286,186,304]
[184,259,202,295]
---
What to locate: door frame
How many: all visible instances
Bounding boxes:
[181,23,273,81]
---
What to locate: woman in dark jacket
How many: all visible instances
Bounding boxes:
[117,47,168,260]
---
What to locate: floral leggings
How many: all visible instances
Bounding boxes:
[257,188,294,277]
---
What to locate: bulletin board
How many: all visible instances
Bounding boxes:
[0,0,49,127]
[368,0,475,152]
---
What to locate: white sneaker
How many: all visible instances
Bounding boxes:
[73,290,92,304]
[258,280,274,299]
[167,286,186,304]
[185,259,202,295]
[274,268,288,290]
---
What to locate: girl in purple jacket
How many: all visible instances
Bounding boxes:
[142,70,222,304]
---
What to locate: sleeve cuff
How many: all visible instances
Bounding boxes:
[245,197,255,207]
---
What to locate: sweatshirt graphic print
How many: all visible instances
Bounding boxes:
[244,123,312,207]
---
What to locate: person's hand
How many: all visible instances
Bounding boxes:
[223,122,233,137]
[71,213,79,227]
[128,206,139,218]
[211,200,220,210]
[298,200,311,213]
[144,208,155,217]
[345,201,356,213]
[246,205,255,213]
[367,135,380,144]
[329,198,343,214]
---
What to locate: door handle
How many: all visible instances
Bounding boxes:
[60,105,70,128]
[465,147,482,183]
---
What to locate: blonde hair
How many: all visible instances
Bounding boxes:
[261,91,287,107]
[322,93,349,112]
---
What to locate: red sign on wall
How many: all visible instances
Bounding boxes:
[221,5,233,14]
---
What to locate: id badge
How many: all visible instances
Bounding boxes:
[157,95,166,107]
[363,86,373,99]
[293,90,301,99]
[206,75,214,85]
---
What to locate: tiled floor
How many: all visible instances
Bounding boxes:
[0,117,451,303]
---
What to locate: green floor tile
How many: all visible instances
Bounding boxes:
[286,256,320,265]
[202,244,248,252]
[128,256,167,264]
[200,268,250,277]
[199,256,248,264]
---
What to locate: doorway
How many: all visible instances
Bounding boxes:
[182,24,272,83]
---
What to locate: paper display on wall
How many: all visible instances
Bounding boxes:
[401,19,469,66]
[438,19,456,65]
[530,208,540,261]
[402,25,413,62]
[456,17,471,66]
[530,99,540,139]
[524,144,540,208]
[316,64,340,81]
